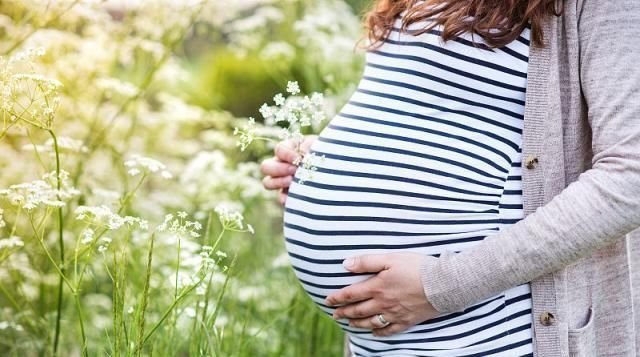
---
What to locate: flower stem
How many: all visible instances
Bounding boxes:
[135,233,156,357]
[49,129,65,356]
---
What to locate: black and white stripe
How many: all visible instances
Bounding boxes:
[283,10,533,357]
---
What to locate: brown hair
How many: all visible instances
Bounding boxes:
[363,0,564,49]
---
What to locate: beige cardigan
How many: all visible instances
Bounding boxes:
[344,0,640,356]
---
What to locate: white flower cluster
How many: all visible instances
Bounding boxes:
[233,81,326,151]
[157,212,202,238]
[1,48,63,130]
[124,154,173,179]
[0,208,5,228]
[0,236,24,250]
[97,237,112,254]
[233,117,256,152]
[23,136,88,154]
[293,0,362,64]
[0,321,24,332]
[225,4,285,57]
[296,152,326,185]
[0,170,80,211]
[95,77,140,98]
[215,204,254,234]
[259,81,326,136]
[75,205,149,231]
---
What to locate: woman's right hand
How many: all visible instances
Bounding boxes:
[260,135,317,206]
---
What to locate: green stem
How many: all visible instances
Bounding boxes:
[134,233,156,357]
[73,293,89,357]
[48,130,66,356]
[141,283,201,346]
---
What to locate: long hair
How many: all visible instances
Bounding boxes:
[363,0,564,49]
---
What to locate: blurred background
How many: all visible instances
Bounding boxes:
[0,0,372,355]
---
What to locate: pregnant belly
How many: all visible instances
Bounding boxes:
[280,128,533,355]
[281,139,510,332]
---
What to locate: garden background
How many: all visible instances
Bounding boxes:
[0,0,371,355]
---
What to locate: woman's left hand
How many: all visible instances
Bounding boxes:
[325,252,440,337]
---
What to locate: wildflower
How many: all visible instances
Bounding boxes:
[0,236,24,249]
[0,208,5,228]
[81,229,95,244]
[296,152,326,185]
[75,205,147,231]
[157,211,201,239]
[215,251,227,258]
[97,237,112,253]
[22,136,89,154]
[96,77,139,98]
[286,81,300,95]
[233,117,257,152]
[233,80,326,155]
[0,171,79,211]
[260,41,295,61]
[184,307,196,318]
[214,204,251,233]
[124,155,173,179]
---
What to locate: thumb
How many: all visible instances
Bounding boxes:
[343,254,390,273]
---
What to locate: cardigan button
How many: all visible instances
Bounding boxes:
[525,155,539,170]
[539,311,555,326]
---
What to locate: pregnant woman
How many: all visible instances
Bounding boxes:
[261,0,640,356]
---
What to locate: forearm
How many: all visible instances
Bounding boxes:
[421,158,640,312]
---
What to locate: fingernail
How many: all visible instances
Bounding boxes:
[288,165,298,174]
[343,258,355,269]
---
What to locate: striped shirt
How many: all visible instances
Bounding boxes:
[283,10,534,357]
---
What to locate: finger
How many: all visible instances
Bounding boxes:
[274,141,302,164]
[342,254,391,273]
[348,314,390,330]
[300,135,318,152]
[262,175,293,190]
[260,158,298,177]
[278,189,288,206]
[372,323,408,337]
[332,299,381,320]
[325,277,378,306]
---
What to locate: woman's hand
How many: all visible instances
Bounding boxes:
[260,135,317,205]
[325,252,440,337]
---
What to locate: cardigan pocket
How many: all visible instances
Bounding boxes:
[567,306,596,357]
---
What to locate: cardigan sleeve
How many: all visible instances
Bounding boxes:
[420,0,640,313]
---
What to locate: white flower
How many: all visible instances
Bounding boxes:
[273,93,285,106]
[0,236,24,249]
[286,81,300,95]
[234,80,326,152]
[0,171,79,211]
[296,152,326,185]
[75,205,147,231]
[157,211,201,239]
[81,229,95,244]
[128,168,141,177]
[214,204,249,232]
[124,155,172,179]
[260,41,295,61]
[96,77,140,98]
[215,251,227,258]
[233,117,257,152]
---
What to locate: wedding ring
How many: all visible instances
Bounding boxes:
[376,313,391,327]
